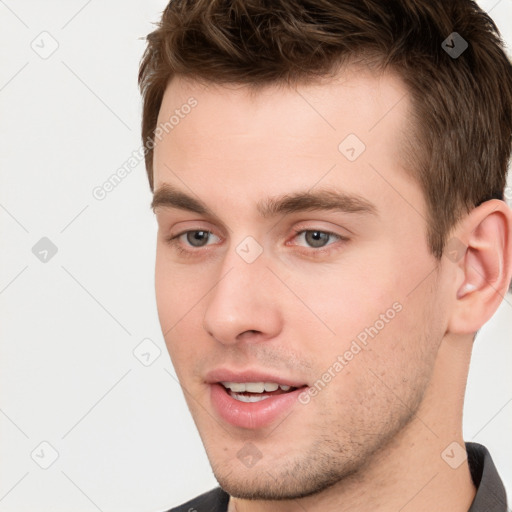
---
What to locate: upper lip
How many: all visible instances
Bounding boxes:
[205,368,307,388]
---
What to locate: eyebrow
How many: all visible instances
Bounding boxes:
[151,183,378,219]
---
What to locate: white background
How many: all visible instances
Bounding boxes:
[0,1,511,511]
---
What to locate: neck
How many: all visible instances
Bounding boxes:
[229,334,477,512]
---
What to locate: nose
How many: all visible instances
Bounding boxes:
[202,247,283,346]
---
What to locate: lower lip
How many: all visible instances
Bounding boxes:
[210,383,304,429]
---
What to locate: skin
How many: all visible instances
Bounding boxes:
[152,67,512,512]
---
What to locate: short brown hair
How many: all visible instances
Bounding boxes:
[138,0,512,260]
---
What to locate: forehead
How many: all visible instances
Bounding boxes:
[157,65,410,125]
[152,67,417,214]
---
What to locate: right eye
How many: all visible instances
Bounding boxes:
[166,229,221,250]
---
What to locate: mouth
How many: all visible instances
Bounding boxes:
[220,381,298,403]
[206,370,308,429]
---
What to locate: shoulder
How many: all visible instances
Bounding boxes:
[165,487,230,512]
[466,442,508,512]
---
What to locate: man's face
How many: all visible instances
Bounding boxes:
[152,68,450,499]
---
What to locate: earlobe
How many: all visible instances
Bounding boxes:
[447,199,512,334]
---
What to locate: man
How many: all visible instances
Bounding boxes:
[138,0,512,510]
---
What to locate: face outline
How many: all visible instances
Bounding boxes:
[152,68,454,501]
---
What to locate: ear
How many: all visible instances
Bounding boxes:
[446,199,512,335]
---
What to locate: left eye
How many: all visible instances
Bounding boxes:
[294,230,342,248]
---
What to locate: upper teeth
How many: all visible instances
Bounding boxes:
[221,382,292,393]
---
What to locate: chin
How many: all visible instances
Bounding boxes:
[209,449,359,501]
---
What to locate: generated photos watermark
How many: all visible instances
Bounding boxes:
[298,301,403,404]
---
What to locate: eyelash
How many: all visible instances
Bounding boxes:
[164,228,349,258]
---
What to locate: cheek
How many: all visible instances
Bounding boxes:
[282,252,403,344]
[299,301,436,440]
[155,254,178,332]
[341,286,439,401]
[154,251,204,364]
[155,248,202,325]
[286,247,437,383]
